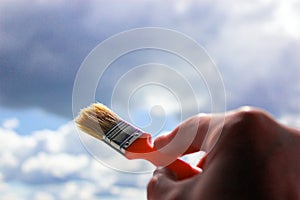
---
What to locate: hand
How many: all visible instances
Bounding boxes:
[147,107,300,200]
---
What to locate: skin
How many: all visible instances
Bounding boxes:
[147,107,300,200]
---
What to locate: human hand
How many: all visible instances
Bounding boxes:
[147,107,300,200]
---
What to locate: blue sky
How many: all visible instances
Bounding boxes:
[1,0,300,199]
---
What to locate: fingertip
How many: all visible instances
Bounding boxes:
[153,136,164,149]
[153,134,173,149]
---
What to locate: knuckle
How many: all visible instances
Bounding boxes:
[215,107,276,149]
[236,106,267,117]
[230,106,271,130]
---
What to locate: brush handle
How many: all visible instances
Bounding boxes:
[125,133,201,180]
[164,156,201,180]
[148,145,201,180]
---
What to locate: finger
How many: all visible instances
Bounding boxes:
[147,167,177,200]
[153,114,212,157]
[153,167,178,180]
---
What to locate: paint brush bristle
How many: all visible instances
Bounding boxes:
[75,103,121,140]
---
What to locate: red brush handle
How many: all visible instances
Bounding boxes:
[164,157,201,180]
[125,133,201,180]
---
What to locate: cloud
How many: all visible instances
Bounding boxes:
[203,0,300,115]
[0,120,151,199]
[0,0,300,121]
[1,113,299,199]
[279,114,300,129]
[0,0,182,118]
[33,192,56,200]
[1,0,299,199]
[21,152,89,183]
[100,53,219,134]
[0,0,94,118]
[1,118,19,129]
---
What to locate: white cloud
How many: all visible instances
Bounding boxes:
[274,0,300,39]
[0,180,24,200]
[21,152,89,179]
[0,128,36,166]
[59,181,96,200]
[2,112,298,199]
[2,118,19,129]
[0,151,18,168]
[0,192,22,200]
[0,121,151,199]
[33,192,55,200]
[279,114,300,129]
[198,0,300,115]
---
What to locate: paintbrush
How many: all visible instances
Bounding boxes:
[75,103,200,180]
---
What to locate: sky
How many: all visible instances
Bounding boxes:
[1,0,300,199]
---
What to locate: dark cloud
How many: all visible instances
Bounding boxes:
[0,1,157,118]
[0,1,96,117]
[0,0,300,120]
[0,0,224,119]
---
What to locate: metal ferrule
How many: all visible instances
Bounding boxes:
[103,120,143,154]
